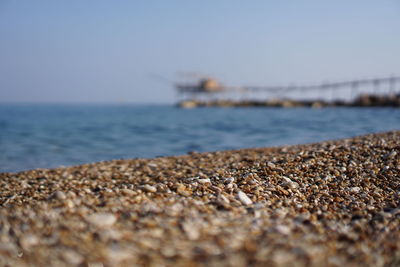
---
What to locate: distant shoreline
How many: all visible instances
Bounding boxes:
[178,93,400,108]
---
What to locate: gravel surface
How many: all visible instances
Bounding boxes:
[0,131,399,266]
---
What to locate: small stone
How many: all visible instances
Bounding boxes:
[148,163,158,168]
[220,194,230,204]
[209,185,222,193]
[350,187,361,193]
[182,221,200,240]
[267,162,276,168]
[383,151,397,159]
[237,191,253,205]
[272,251,295,265]
[161,246,176,257]
[51,191,66,200]
[198,178,211,184]
[104,247,132,264]
[275,225,291,235]
[86,213,117,228]
[381,165,390,172]
[282,176,299,189]
[65,199,75,209]
[61,250,84,265]
[141,185,157,193]
[223,177,235,184]
[177,184,191,196]
[121,188,135,196]
[20,234,39,250]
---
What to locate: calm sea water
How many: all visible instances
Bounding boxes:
[0,104,399,173]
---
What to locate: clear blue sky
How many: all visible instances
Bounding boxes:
[1,1,399,103]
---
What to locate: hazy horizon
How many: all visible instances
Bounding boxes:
[1,1,400,103]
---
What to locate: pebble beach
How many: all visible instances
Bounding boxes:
[0,131,399,266]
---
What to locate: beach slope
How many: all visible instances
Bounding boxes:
[0,131,399,266]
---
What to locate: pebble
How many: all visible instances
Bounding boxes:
[237,191,253,205]
[141,184,157,193]
[282,176,299,189]
[61,250,84,265]
[120,188,135,196]
[182,221,200,240]
[275,225,291,235]
[223,177,235,184]
[198,178,211,184]
[383,150,397,159]
[20,234,39,250]
[267,162,276,168]
[86,213,117,228]
[219,194,230,204]
[50,191,66,200]
[350,187,361,193]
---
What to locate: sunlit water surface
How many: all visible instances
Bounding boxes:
[1,104,399,172]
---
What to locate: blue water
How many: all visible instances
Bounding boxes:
[0,104,399,173]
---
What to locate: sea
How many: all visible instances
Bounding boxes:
[0,104,399,173]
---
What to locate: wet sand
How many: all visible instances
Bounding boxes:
[0,131,399,266]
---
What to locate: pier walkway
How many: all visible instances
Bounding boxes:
[177,75,400,108]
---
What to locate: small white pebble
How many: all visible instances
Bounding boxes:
[237,191,253,205]
[267,162,276,168]
[20,234,39,250]
[282,177,299,189]
[87,213,117,228]
[182,221,200,241]
[282,176,292,183]
[65,199,75,209]
[147,163,158,168]
[219,194,230,204]
[223,177,235,184]
[61,250,84,265]
[226,183,234,190]
[383,166,390,171]
[120,188,135,196]
[350,187,361,193]
[275,225,291,235]
[197,178,211,184]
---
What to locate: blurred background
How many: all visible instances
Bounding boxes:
[1,1,400,172]
[1,0,400,103]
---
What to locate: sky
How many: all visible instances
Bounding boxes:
[0,1,399,103]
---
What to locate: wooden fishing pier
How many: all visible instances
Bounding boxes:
[176,75,400,108]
